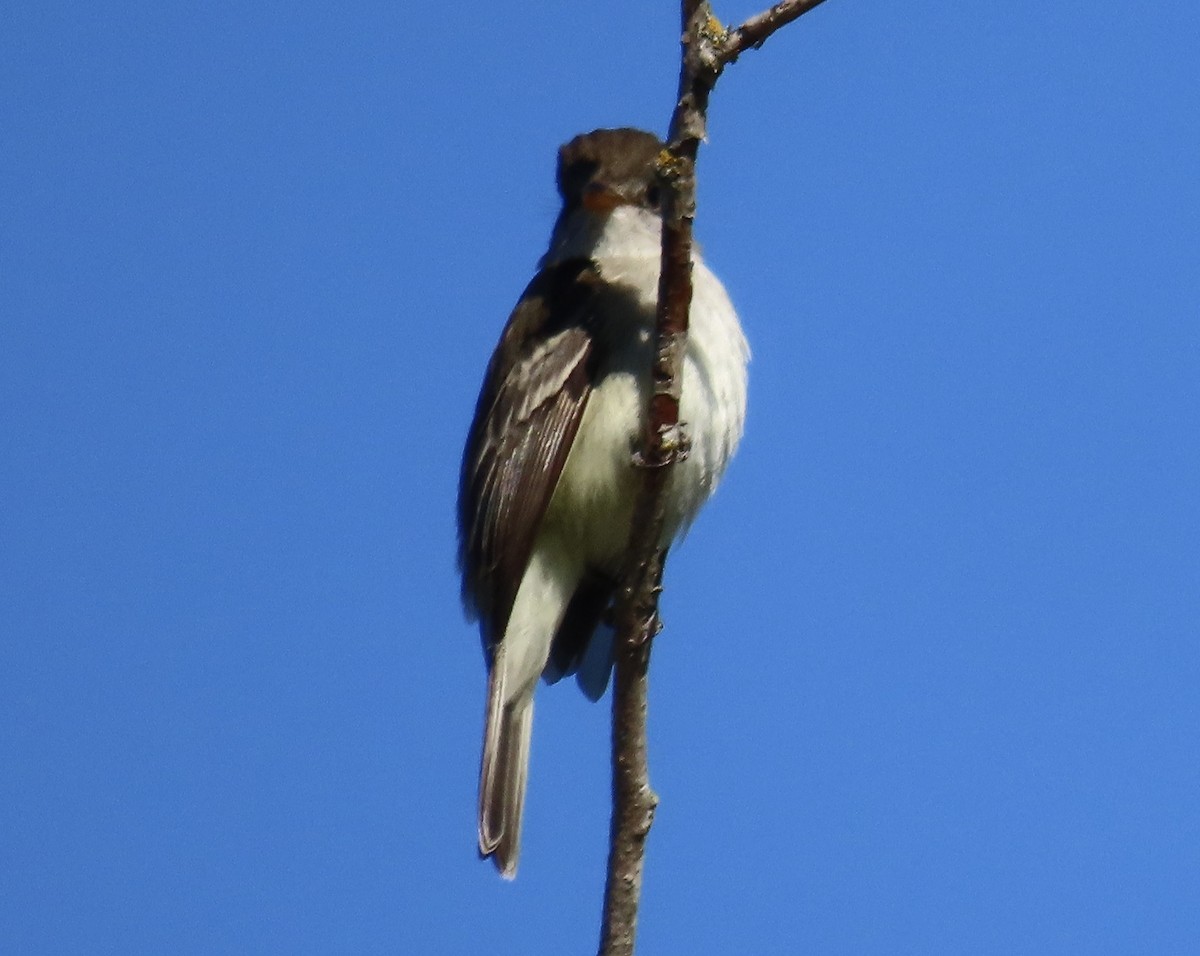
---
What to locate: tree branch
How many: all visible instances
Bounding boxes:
[597,549,663,956]
[718,0,831,65]
[598,2,829,954]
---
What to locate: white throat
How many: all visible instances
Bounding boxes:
[543,205,666,267]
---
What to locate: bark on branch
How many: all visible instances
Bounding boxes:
[598,2,829,954]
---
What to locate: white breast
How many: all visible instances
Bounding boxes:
[541,205,750,569]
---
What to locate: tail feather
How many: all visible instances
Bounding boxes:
[478,652,533,879]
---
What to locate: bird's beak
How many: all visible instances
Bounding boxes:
[581,183,627,214]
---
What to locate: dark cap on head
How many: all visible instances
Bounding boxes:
[556,128,665,212]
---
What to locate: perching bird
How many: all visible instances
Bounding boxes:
[458,128,749,877]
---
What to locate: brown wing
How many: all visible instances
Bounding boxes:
[458,259,603,654]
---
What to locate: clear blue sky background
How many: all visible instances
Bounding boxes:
[3,2,1198,953]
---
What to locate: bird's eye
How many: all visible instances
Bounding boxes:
[645,185,661,206]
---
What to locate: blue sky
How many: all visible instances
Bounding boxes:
[3,2,1198,953]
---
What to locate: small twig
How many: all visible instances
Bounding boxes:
[598,2,830,954]
[718,0,831,64]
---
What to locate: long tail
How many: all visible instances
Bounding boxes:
[478,650,533,879]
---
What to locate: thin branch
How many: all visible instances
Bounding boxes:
[718,0,831,65]
[597,551,663,956]
[598,2,829,954]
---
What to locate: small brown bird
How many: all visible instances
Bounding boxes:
[458,128,749,877]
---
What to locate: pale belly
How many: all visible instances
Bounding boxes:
[536,242,748,577]
[539,349,740,573]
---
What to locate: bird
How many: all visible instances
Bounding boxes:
[458,127,749,878]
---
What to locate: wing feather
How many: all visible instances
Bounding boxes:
[458,260,602,652]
